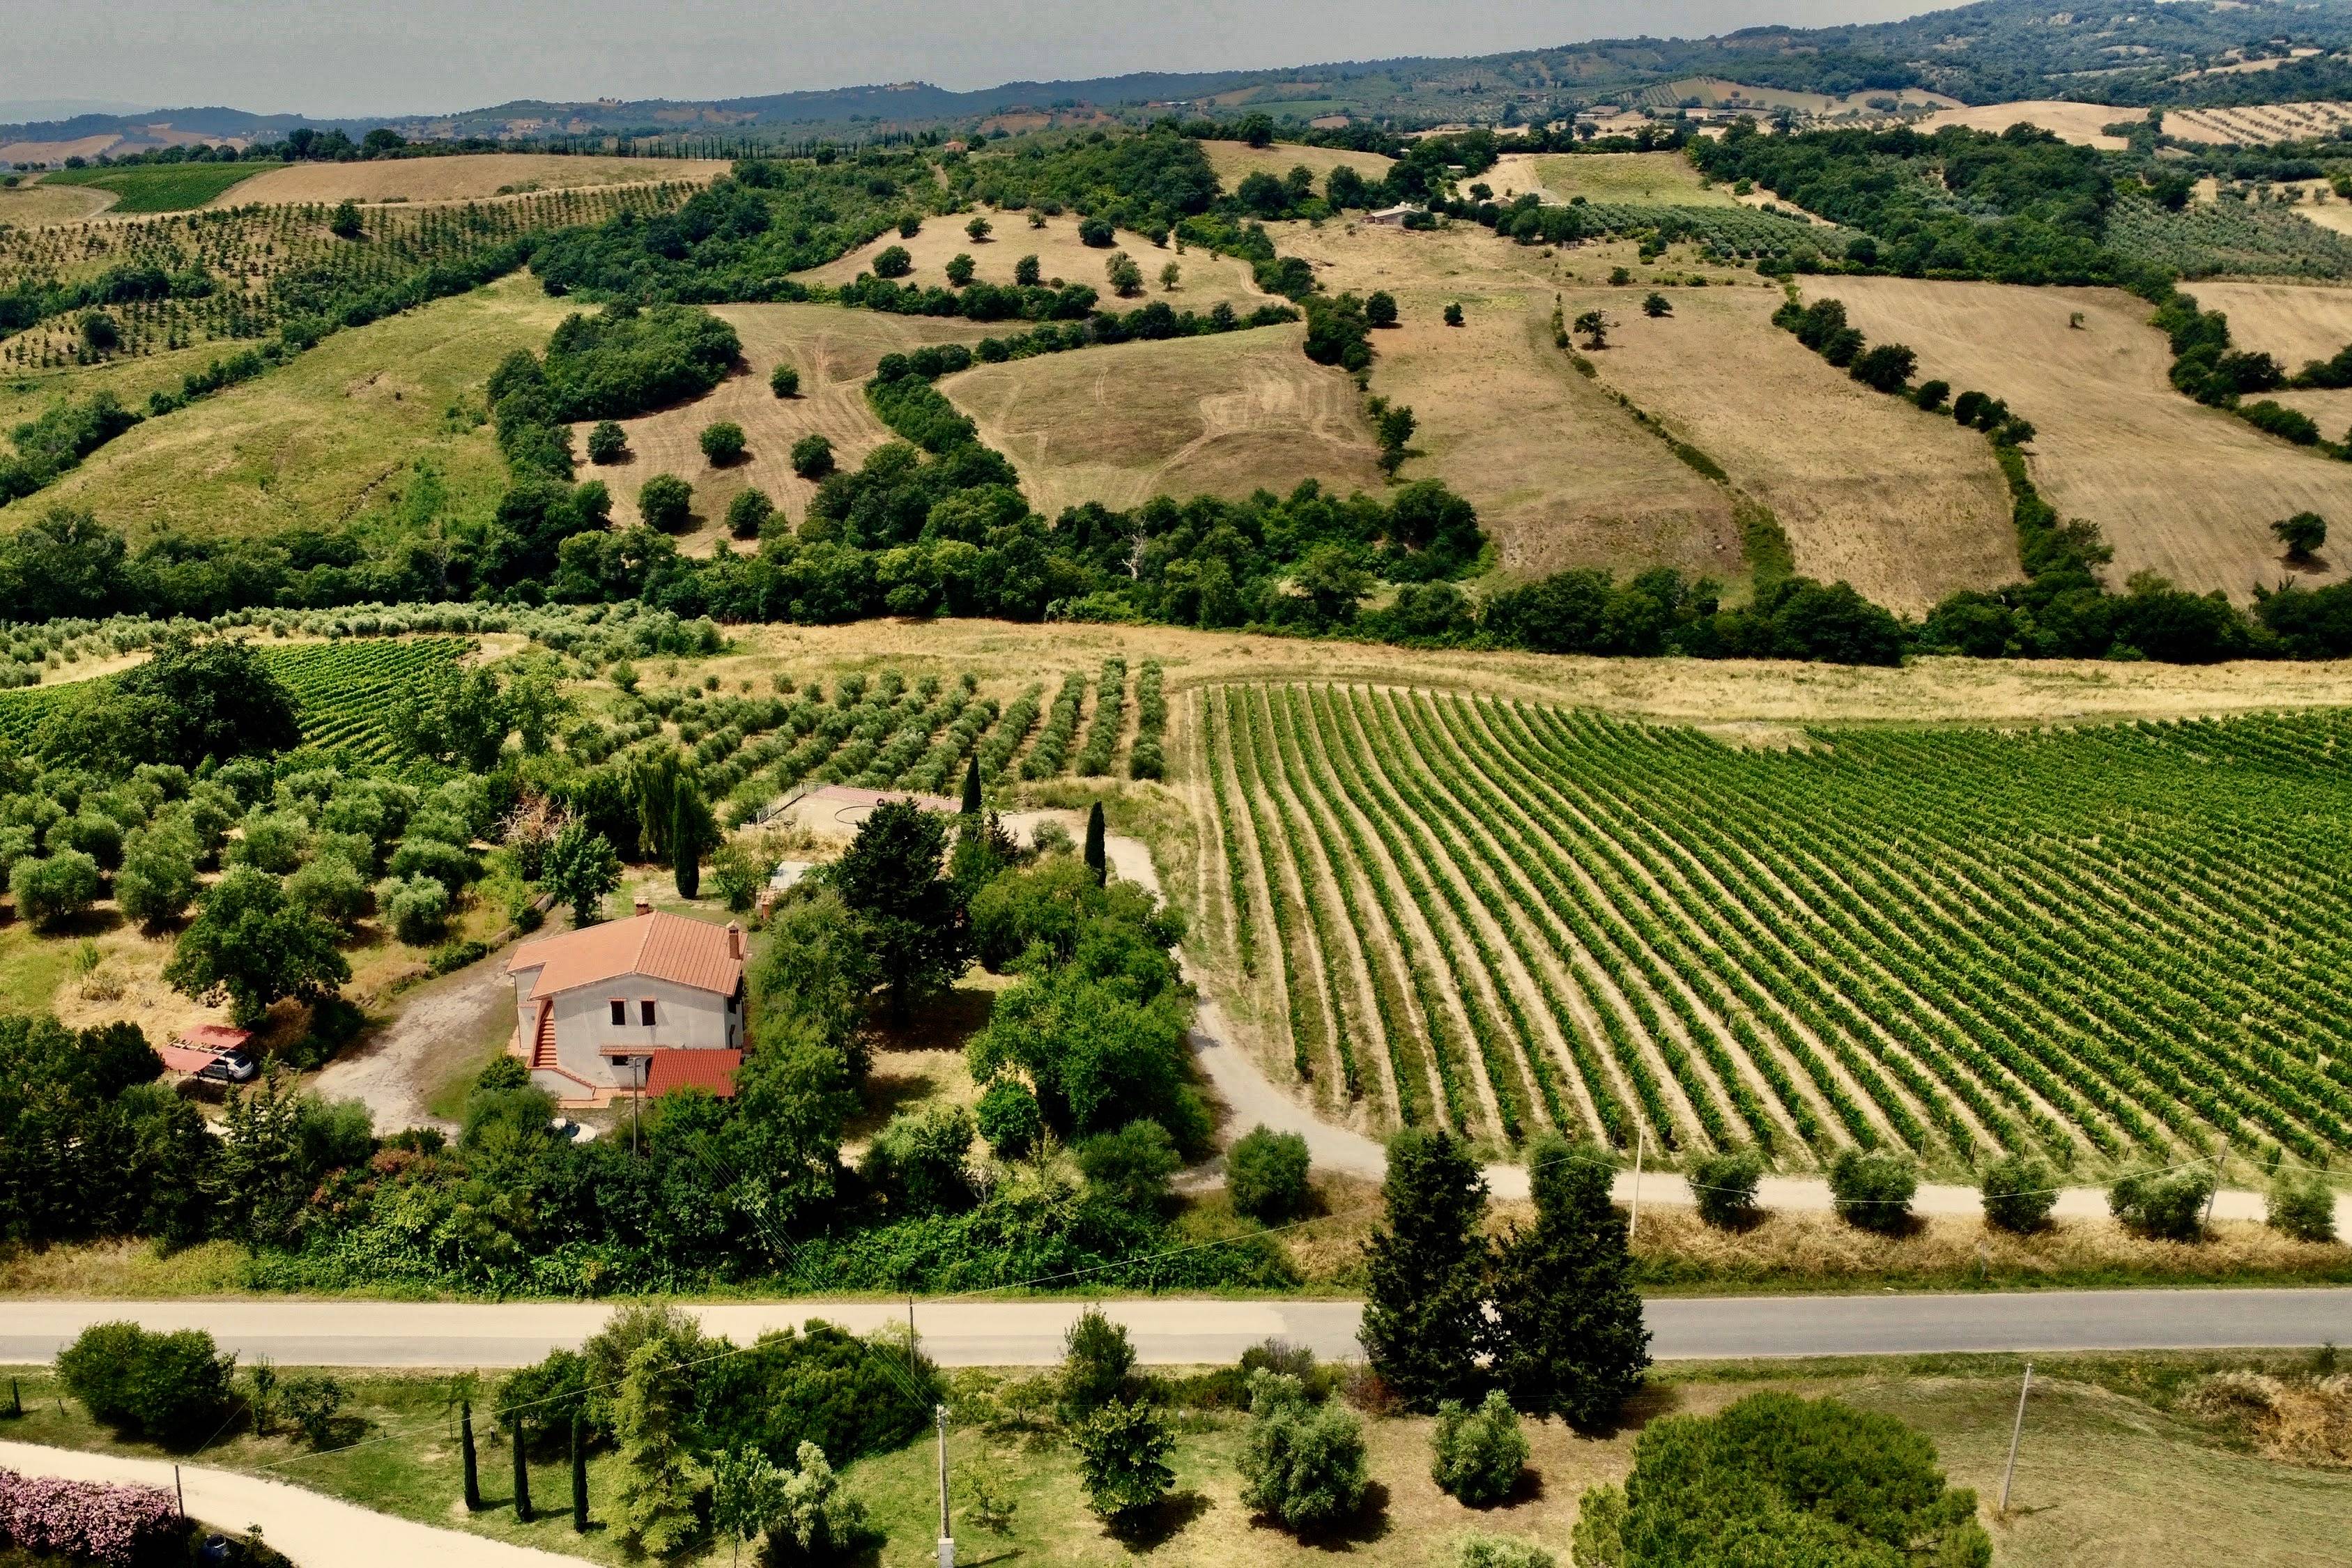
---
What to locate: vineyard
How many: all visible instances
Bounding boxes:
[1202,684,2352,1175]
[0,637,464,760]
[0,183,695,371]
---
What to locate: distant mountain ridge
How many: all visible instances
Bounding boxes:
[10,0,2352,155]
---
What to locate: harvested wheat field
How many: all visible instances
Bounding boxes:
[574,304,996,541]
[1827,276,2352,599]
[1201,140,1394,192]
[796,214,1269,313]
[217,153,730,206]
[38,272,576,540]
[0,180,118,224]
[1490,151,1737,207]
[939,323,1383,517]
[2186,279,2352,369]
[1271,220,1741,581]
[1917,100,2146,148]
[1564,284,2015,612]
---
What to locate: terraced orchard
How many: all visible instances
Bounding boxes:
[1201,684,2352,1175]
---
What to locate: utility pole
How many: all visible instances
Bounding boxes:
[935,1403,954,1568]
[1629,1123,1646,1239]
[1998,1362,2033,1517]
[2204,1137,2229,1230]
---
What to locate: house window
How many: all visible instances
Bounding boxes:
[608,999,626,1026]
[640,999,657,1027]
[725,992,738,1015]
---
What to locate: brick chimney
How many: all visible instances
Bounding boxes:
[726,921,744,960]
[633,896,653,917]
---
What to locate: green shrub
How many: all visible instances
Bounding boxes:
[874,245,914,278]
[374,873,451,945]
[1461,1532,1560,1568]
[1690,1147,1764,1230]
[57,1321,236,1445]
[725,487,775,539]
[976,1077,1044,1160]
[11,849,101,928]
[1429,1390,1528,1507]
[1059,1308,1136,1422]
[1827,1148,1917,1233]
[790,433,835,479]
[1076,1120,1179,1213]
[1979,1155,2058,1234]
[586,420,628,463]
[279,1374,346,1448]
[770,364,801,398]
[699,421,746,465]
[1567,1486,1624,1568]
[859,1105,976,1215]
[2266,1170,2337,1243]
[1229,1125,1312,1223]
[1073,1399,1174,1522]
[2109,1165,2215,1241]
[1236,1370,1369,1532]
[638,472,693,531]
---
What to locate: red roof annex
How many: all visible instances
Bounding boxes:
[644,1048,744,1098]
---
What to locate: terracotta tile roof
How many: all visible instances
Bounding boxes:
[159,1025,252,1073]
[507,910,743,1001]
[644,1048,743,1098]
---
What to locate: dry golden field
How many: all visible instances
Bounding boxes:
[1270,220,1744,582]
[0,179,118,225]
[1489,151,1738,207]
[1827,275,2352,599]
[36,272,575,540]
[1200,139,1394,192]
[1916,100,2146,148]
[1558,283,2016,613]
[939,323,1385,517]
[2164,100,2352,145]
[571,304,997,541]
[795,213,1269,312]
[215,153,731,206]
[2188,279,2352,368]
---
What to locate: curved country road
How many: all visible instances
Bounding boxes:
[0,1441,583,1568]
[3,1289,2346,1369]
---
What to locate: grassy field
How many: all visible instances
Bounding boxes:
[1827,275,2352,600]
[940,323,1386,518]
[574,303,998,539]
[26,272,575,540]
[218,154,730,207]
[1197,681,2352,1172]
[2186,279,2352,369]
[1555,282,2015,614]
[0,1353,2343,1568]
[41,161,284,213]
[1491,151,1738,207]
[1200,141,1396,193]
[795,213,1271,314]
[1266,220,1747,584]
[0,180,119,225]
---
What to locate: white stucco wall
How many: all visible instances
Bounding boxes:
[546,974,741,1087]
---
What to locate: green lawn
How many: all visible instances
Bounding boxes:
[1527,152,1737,207]
[41,162,282,213]
[0,1354,2342,1568]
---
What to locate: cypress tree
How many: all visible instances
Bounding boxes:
[672,785,702,900]
[461,1399,481,1511]
[1084,801,1107,885]
[571,1413,589,1532]
[513,1413,534,1522]
[1488,1133,1652,1431]
[961,753,982,815]
[1359,1128,1490,1411]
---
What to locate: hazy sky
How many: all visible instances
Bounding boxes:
[4,0,1951,120]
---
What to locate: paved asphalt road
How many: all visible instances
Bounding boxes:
[6,1289,2346,1368]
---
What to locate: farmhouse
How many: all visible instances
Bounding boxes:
[1365,203,1427,226]
[507,900,746,1106]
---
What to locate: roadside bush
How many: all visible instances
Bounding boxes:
[278,1374,346,1448]
[1979,1155,2058,1234]
[1429,1390,1528,1507]
[2266,1170,2337,1243]
[56,1322,235,1445]
[790,433,835,479]
[1826,1148,1917,1234]
[698,421,746,466]
[975,1076,1044,1160]
[1059,1308,1136,1422]
[1689,1146,1765,1231]
[2109,1165,2215,1241]
[859,1105,976,1215]
[1076,1120,1179,1213]
[1229,1125,1312,1223]
[1236,1370,1369,1532]
[638,472,693,532]
[1073,1399,1174,1523]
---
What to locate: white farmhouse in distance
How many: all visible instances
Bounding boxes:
[507,900,746,1107]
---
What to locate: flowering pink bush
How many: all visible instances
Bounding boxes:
[0,1467,185,1565]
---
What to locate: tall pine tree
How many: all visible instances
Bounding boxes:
[1488,1134,1651,1431]
[1359,1128,1489,1411]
